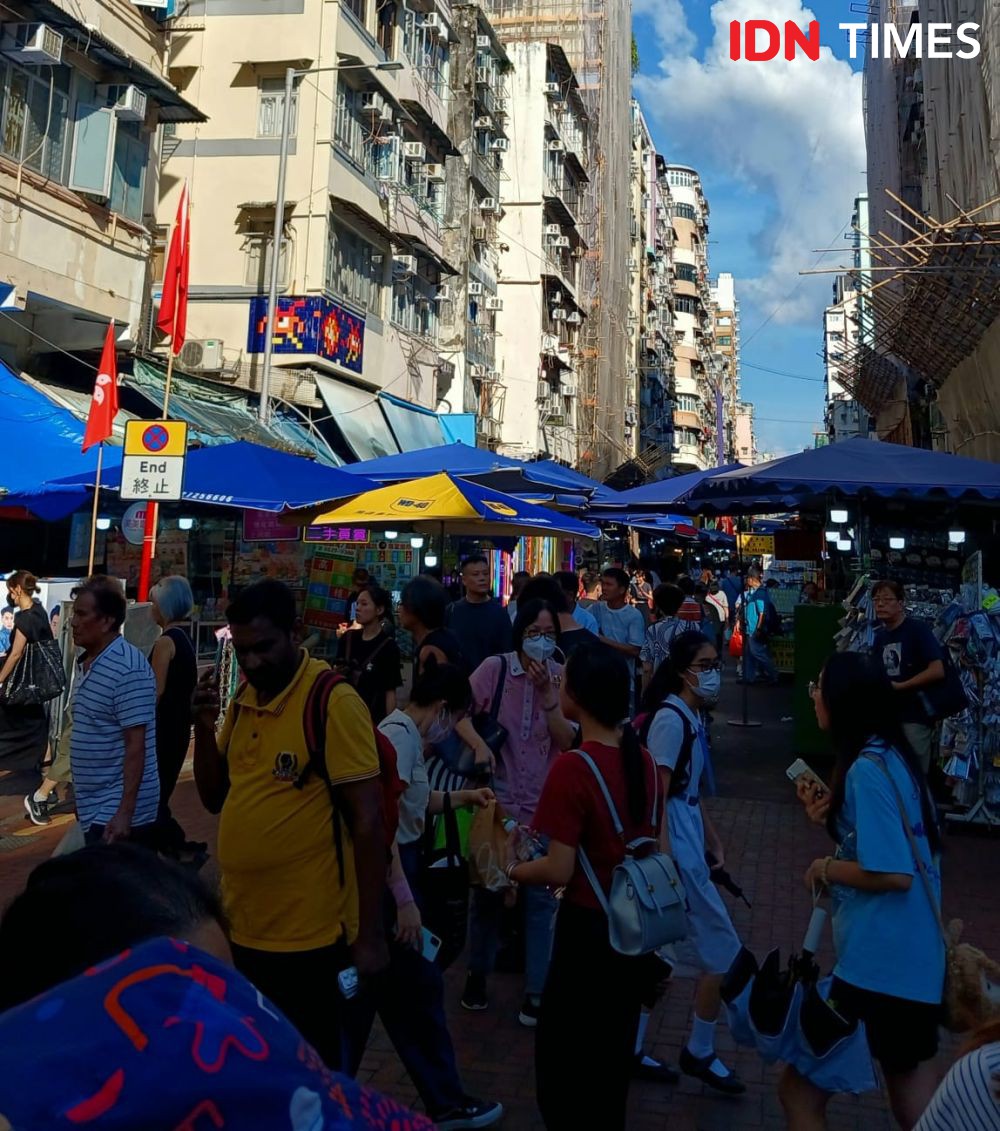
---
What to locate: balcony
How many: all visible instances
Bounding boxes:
[543,175,581,228]
[470,150,500,200]
[543,248,577,293]
[466,323,496,367]
[540,332,573,370]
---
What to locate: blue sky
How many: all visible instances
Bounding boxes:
[632,0,868,458]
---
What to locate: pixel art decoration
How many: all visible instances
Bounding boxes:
[247,296,365,374]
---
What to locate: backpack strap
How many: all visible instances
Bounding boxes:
[296,667,348,885]
[649,702,697,800]
[488,654,507,723]
[570,749,619,914]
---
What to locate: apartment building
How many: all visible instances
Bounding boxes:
[624,102,675,484]
[710,273,740,463]
[0,0,201,377]
[438,4,510,450]
[665,163,715,472]
[733,402,757,464]
[493,40,588,465]
[160,0,482,459]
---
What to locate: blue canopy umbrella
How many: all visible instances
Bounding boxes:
[586,464,744,514]
[342,442,617,501]
[687,437,1000,507]
[38,440,376,512]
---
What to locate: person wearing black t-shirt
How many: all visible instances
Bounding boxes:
[446,555,512,674]
[336,585,402,725]
[872,579,945,773]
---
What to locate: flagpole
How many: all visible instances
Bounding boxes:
[87,443,104,575]
[138,353,176,602]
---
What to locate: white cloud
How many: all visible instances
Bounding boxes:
[635,0,866,328]
[632,0,697,60]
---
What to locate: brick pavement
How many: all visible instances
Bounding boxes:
[1,678,998,1130]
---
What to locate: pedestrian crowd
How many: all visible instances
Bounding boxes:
[0,558,995,1131]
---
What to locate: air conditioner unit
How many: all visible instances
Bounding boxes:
[491,138,509,152]
[392,254,418,276]
[421,13,443,35]
[548,139,565,152]
[474,115,493,129]
[566,311,582,324]
[551,307,566,321]
[485,296,503,311]
[361,91,386,116]
[560,380,577,396]
[536,381,550,401]
[179,338,224,372]
[627,258,638,270]
[553,236,570,249]
[1,23,63,64]
[468,281,483,295]
[625,405,638,426]
[402,141,426,162]
[424,162,446,181]
[471,364,488,378]
[545,224,562,237]
[435,284,452,301]
[476,34,491,49]
[475,65,490,85]
[479,197,497,212]
[543,82,561,97]
[99,84,148,123]
[471,225,488,243]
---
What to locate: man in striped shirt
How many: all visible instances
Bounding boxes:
[70,577,159,846]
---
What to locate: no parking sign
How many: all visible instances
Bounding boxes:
[120,420,188,501]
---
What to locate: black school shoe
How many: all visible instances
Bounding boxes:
[461,972,488,1011]
[631,1053,680,1084]
[678,1047,746,1095]
[432,1097,503,1130]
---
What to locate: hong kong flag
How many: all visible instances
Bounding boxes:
[157,181,190,354]
[82,321,119,452]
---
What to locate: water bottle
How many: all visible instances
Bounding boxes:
[503,818,544,861]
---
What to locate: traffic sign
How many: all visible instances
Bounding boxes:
[120,419,188,501]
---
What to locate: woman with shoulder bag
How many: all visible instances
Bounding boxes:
[506,642,660,1131]
[640,630,746,1095]
[0,571,55,772]
[336,585,402,724]
[782,651,944,1130]
[453,598,576,1025]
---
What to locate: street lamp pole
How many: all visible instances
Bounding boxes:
[257,59,403,425]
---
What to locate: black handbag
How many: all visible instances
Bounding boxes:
[420,794,469,970]
[920,651,969,722]
[470,654,508,757]
[2,638,67,706]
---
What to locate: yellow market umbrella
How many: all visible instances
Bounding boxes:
[296,472,600,540]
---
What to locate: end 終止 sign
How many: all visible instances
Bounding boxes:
[120,420,188,501]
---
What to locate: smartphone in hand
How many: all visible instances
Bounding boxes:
[786,758,828,798]
[420,927,441,963]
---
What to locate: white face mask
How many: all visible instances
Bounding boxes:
[522,635,556,663]
[688,668,722,704]
[426,707,452,745]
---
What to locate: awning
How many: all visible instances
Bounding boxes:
[440,413,476,446]
[378,392,445,452]
[128,360,339,464]
[18,372,139,445]
[314,374,400,461]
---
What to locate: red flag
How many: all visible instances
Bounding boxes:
[157,181,190,354]
[82,321,119,452]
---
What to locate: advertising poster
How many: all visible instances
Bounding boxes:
[303,547,357,630]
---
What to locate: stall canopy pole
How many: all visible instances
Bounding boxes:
[87,443,104,575]
[138,353,176,601]
[728,515,761,729]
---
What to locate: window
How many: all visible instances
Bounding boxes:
[377,0,397,55]
[392,267,438,338]
[0,60,71,182]
[676,393,700,414]
[109,122,147,223]
[675,426,700,447]
[827,330,844,341]
[258,77,299,138]
[326,218,384,314]
[717,335,732,345]
[243,217,289,290]
[668,169,694,188]
[344,0,367,24]
[674,202,696,221]
[675,262,697,283]
[402,13,450,96]
[334,82,365,164]
[674,296,698,315]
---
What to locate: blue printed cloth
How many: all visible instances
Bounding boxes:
[0,936,433,1130]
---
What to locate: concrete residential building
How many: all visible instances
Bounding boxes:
[666,163,715,472]
[0,0,201,376]
[710,272,740,462]
[493,40,588,464]
[482,0,631,480]
[160,0,477,460]
[734,401,757,464]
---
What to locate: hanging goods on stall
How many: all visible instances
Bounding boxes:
[1,638,67,706]
[573,749,688,955]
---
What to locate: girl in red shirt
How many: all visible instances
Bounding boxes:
[505,643,659,1131]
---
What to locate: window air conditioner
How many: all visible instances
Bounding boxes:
[485,296,503,311]
[545,224,562,237]
[566,311,582,324]
[402,141,426,162]
[543,82,561,97]
[424,162,446,181]
[99,84,148,123]
[468,281,483,295]
[471,225,488,242]
[474,115,493,129]
[435,284,452,301]
[536,381,550,401]
[179,339,224,372]
[551,307,566,321]
[421,13,443,36]
[479,197,497,212]
[1,23,63,64]
[553,236,570,249]
[548,139,564,151]
[476,34,491,49]
[361,91,386,116]
[491,138,509,152]
[392,254,418,276]
[475,66,490,85]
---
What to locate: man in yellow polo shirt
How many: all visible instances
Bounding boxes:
[193,579,388,1069]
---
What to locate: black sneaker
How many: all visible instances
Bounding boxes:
[461,972,488,1012]
[432,1097,503,1130]
[24,793,51,827]
[517,994,541,1028]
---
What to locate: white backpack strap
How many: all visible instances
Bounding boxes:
[571,748,624,835]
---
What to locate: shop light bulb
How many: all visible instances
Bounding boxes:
[95,516,111,531]
[178,516,195,531]
[889,536,905,550]
[948,530,966,545]
[385,529,398,540]
[410,536,425,549]
[423,553,438,567]
[825,530,839,542]
[836,539,852,551]
[830,509,849,524]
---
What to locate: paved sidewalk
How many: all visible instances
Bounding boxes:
[1,677,997,1130]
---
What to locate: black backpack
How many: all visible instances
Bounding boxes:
[634,703,697,799]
